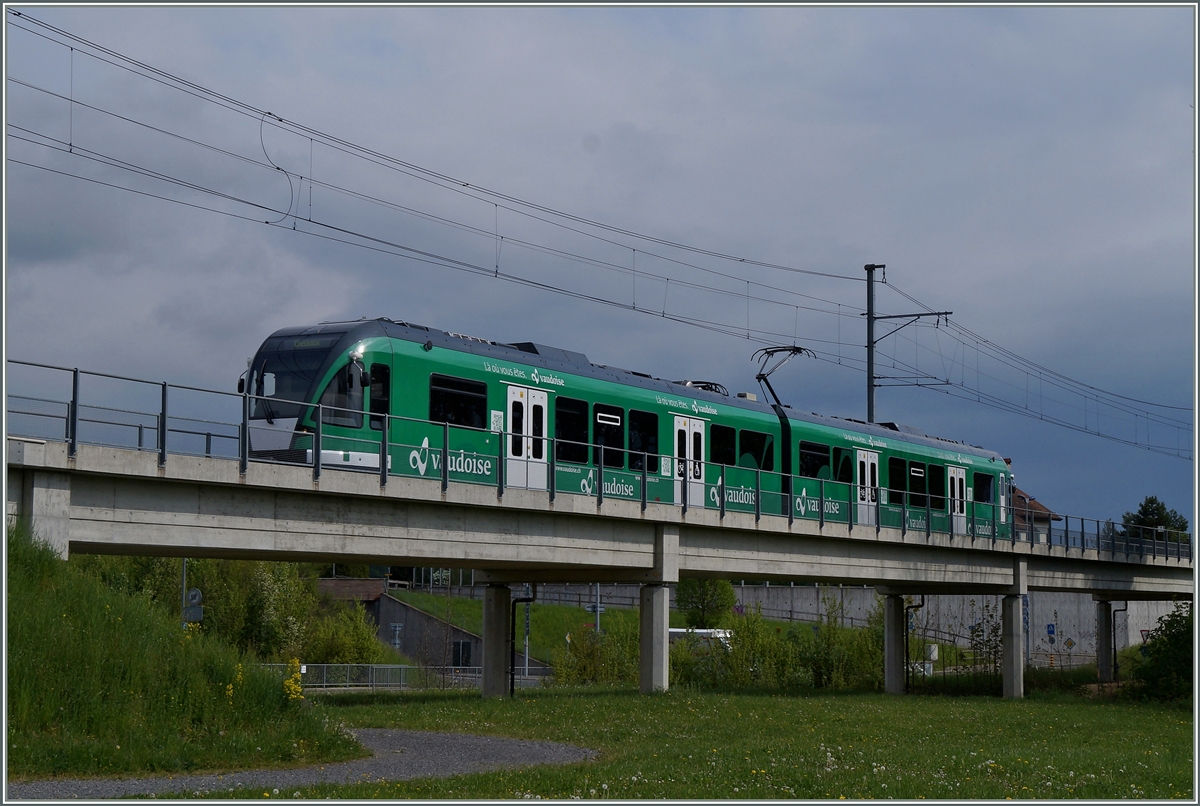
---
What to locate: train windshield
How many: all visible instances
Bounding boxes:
[248,333,343,421]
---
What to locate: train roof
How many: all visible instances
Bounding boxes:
[273,317,1005,464]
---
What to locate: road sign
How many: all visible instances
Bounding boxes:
[186,588,203,605]
[1047,635,1055,645]
[1141,629,1150,643]
[584,604,606,614]
[1063,638,1075,650]
[182,605,203,623]
[1046,623,1055,636]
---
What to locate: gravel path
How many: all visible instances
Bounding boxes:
[6,729,598,800]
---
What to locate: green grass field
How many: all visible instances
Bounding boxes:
[187,687,1193,800]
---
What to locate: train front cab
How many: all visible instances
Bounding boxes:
[241,324,394,469]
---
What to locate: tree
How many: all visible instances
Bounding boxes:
[1123,496,1189,537]
[675,579,737,629]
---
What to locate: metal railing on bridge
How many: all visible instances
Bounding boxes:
[6,359,1191,563]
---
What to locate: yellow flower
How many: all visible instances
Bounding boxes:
[283,658,304,701]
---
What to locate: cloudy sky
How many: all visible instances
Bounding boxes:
[4,6,1195,524]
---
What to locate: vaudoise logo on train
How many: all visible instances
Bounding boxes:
[409,437,493,478]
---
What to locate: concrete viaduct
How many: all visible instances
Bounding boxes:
[7,435,1192,699]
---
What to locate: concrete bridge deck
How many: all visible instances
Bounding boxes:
[7,437,1190,594]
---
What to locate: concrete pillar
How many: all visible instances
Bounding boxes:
[884,594,906,694]
[16,469,71,559]
[481,584,511,698]
[639,584,669,693]
[1096,600,1114,683]
[654,524,680,584]
[1002,594,1024,699]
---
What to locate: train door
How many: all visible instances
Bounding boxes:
[856,450,879,525]
[998,474,1008,525]
[949,465,967,534]
[673,415,706,506]
[507,386,548,490]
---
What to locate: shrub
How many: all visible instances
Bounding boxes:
[789,591,883,691]
[303,600,388,664]
[722,605,808,689]
[552,589,882,693]
[69,554,384,664]
[1133,601,1193,700]
[551,621,639,686]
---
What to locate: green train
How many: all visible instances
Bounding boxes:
[239,317,1013,538]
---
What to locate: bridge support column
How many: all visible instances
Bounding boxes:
[481,584,511,698]
[1002,594,1024,699]
[1096,600,1115,683]
[639,584,669,693]
[12,468,71,559]
[884,594,906,694]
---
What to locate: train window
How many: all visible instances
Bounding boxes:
[887,457,906,506]
[531,404,544,460]
[429,374,487,429]
[628,410,659,473]
[555,397,589,464]
[908,461,928,509]
[593,403,624,468]
[973,472,994,504]
[368,364,390,431]
[692,431,702,479]
[320,364,364,428]
[927,465,946,510]
[250,337,336,421]
[711,425,736,466]
[738,430,774,471]
[510,400,524,457]
[676,428,687,477]
[798,441,831,479]
[832,448,854,485]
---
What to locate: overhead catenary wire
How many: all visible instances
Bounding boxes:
[4,149,833,348]
[885,281,1192,413]
[873,314,1190,430]
[6,73,864,323]
[8,117,854,330]
[6,10,863,284]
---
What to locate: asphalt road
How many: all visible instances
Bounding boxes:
[6,729,597,800]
